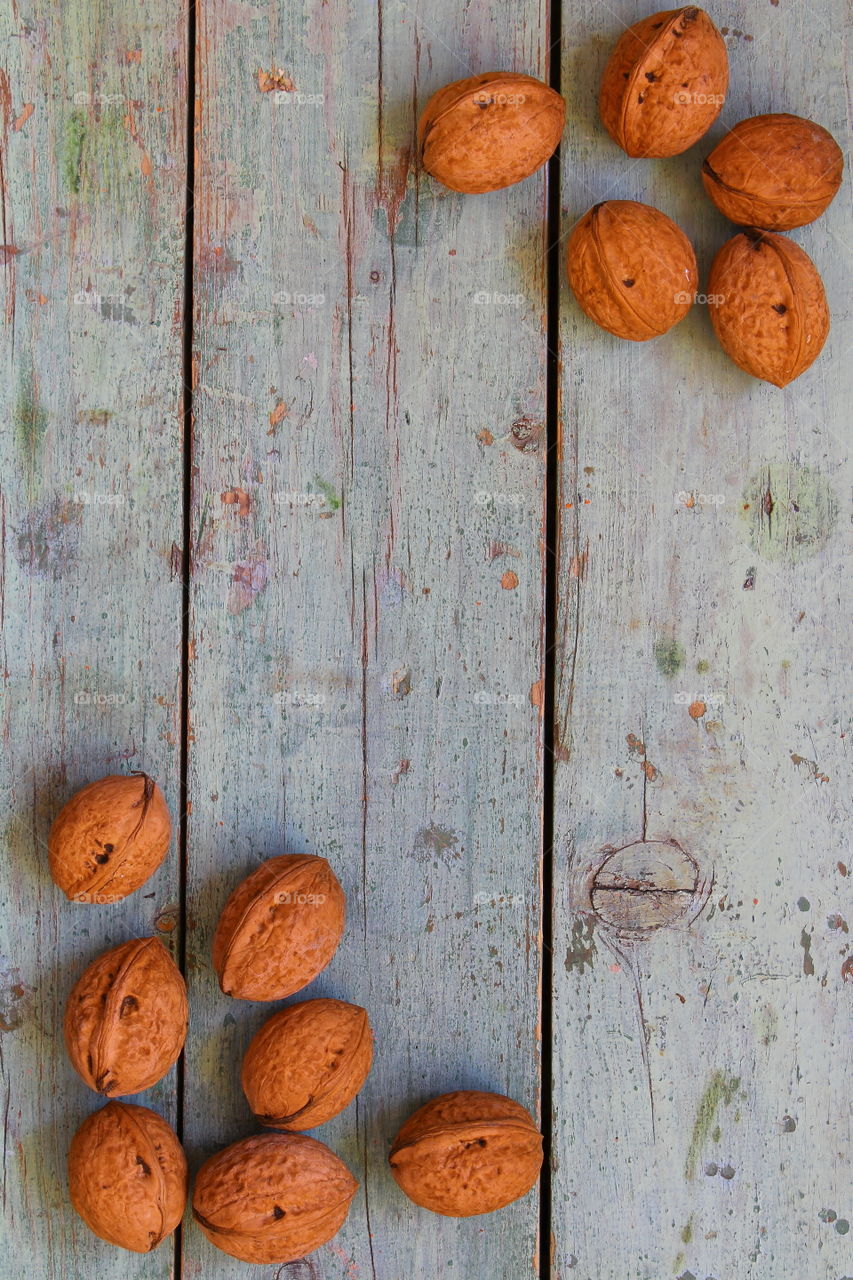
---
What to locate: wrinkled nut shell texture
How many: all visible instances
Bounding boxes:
[192,1132,358,1263]
[567,200,698,341]
[708,230,829,387]
[68,1100,187,1253]
[389,1090,543,1217]
[48,773,171,903]
[242,997,373,1130]
[703,113,844,230]
[64,937,188,1097]
[213,855,346,1001]
[418,72,565,193]
[599,6,728,157]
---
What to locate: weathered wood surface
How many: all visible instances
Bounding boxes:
[0,0,187,1277]
[184,1,549,1278]
[553,4,852,1279]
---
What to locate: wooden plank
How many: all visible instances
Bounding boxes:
[0,0,187,1275]
[552,3,851,1278]
[185,1,551,1275]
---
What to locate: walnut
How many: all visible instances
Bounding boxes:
[68,1101,187,1252]
[599,7,728,157]
[192,1132,358,1262]
[242,997,373,1130]
[702,113,844,230]
[567,200,698,340]
[389,1090,543,1216]
[49,773,171,903]
[64,937,187,1096]
[708,230,830,386]
[419,72,565,193]
[212,854,346,1000]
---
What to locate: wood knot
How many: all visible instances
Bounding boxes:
[586,839,710,937]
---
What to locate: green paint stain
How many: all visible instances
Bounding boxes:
[14,373,48,497]
[63,109,86,193]
[797,896,810,911]
[313,475,341,511]
[654,637,685,678]
[685,1070,741,1180]
[673,1252,685,1274]
[680,1219,693,1245]
[696,659,710,674]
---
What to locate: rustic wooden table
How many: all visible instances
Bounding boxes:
[1,1,850,1277]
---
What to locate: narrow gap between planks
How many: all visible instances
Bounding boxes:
[175,1,197,1276]
[540,0,564,1273]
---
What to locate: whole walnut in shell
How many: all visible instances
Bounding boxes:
[389,1090,543,1217]
[418,72,566,193]
[68,1100,187,1252]
[600,7,728,157]
[213,854,346,1001]
[242,997,373,1130]
[49,773,171,903]
[702,113,844,230]
[567,200,698,341]
[64,937,188,1097]
[708,230,829,387]
[192,1132,358,1263]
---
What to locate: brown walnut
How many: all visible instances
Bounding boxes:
[567,200,698,341]
[64,937,188,1097]
[68,1100,187,1253]
[48,773,171,903]
[212,854,346,1001]
[242,997,373,1130]
[599,7,728,157]
[418,72,565,193]
[708,230,830,387]
[192,1132,358,1263]
[389,1089,543,1217]
[702,113,844,230]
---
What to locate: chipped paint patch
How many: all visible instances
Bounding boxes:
[742,462,838,562]
[565,918,596,973]
[800,928,815,976]
[14,497,83,578]
[685,1071,741,1180]
[0,968,27,1032]
[412,824,461,868]
[258,67,295,93]
[227,548,269,613]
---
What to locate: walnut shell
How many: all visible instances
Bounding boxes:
[212,855,346,1001]
[599,7,728,157]
[242,997,373,1130]
[702,113,844,230]
[49,773,171,903]
[418,72,566,194]
[68,1100,187,1252]
[389,1090,543,1217]
[567,200,698,341]
[192,1132,358,1263]
[64,937,188,1097]
[708,230,830,387]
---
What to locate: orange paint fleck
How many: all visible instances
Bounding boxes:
[140,152,153,177]
[13,102,34,131]
[565,502,573,508]
[842,956,853,982]
[641,760,658,781]
[124,49,142,63]
[569,545,588,579]
[529,680,544,709]
[753,898,759,905]
[269,399,288,429]
[258,67,295,93]
[221,488,251,517]
[501,570,519,590]
[688,700,707,720]
[609,963,621,973]
[684,493,695,509]
[476,428,494,446]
